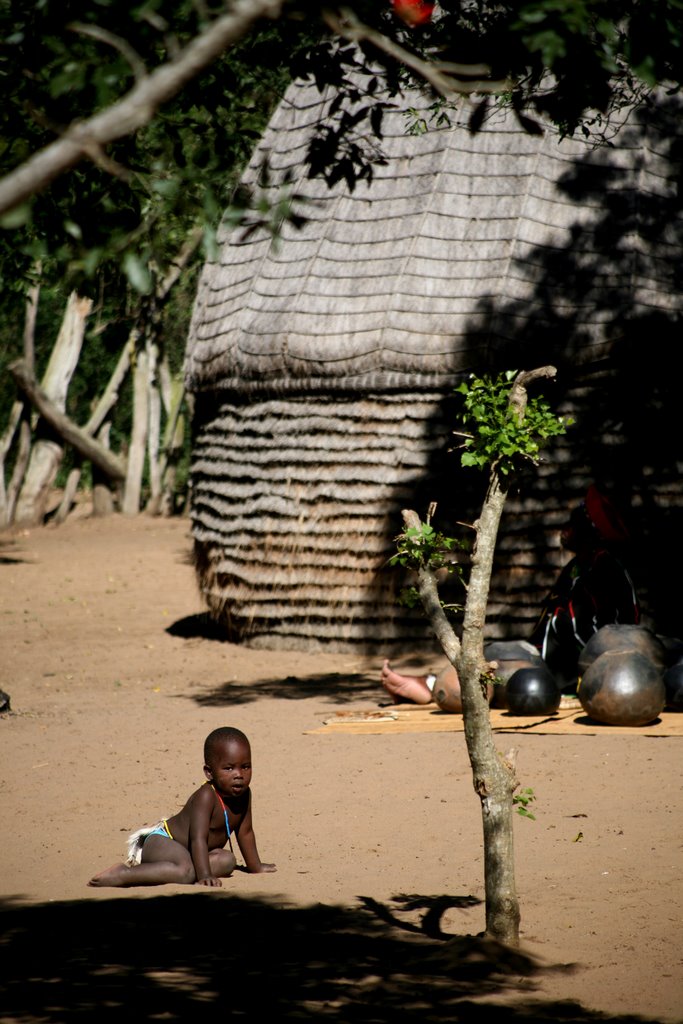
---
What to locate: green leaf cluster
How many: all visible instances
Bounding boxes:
[390,521,465,572]
[513,786,537,820]
[455,371,570,476]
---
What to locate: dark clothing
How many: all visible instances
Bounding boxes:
[529,547,639,685]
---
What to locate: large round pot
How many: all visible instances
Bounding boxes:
[663,662,683,710]
[579,650,665,726]
[578,625,667,676]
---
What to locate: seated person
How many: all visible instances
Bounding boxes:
[381,485,639,704]
[380,658,444,705]
[529,485,639,687]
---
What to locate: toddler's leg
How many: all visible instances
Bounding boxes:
[209,848,237,878]
[88,836,196,887]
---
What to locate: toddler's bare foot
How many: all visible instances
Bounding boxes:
[88,864,134,887]
[380,659,433,704]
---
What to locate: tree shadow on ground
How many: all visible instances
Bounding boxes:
[0,892,655,1024]
[187,670,380,706]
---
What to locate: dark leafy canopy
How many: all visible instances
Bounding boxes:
[1,0,682,290]
[315,1,683,145]
[0,0,321,449]
[0,0,320,293]
[427,0,683,131]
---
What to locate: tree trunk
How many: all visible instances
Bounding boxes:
[146,339,162,504]
[1,276,40,526]
[146,376,185,516]
[0,401,24,526]
[92,424,116,516]
[122,341,149,515]
[159,354,173,415]
[8,361,127,481]
[83,339,131,435]
[404,501,520,945]
[14,292,91,526]
[458,473,520,944]
[4,406,32,526]
[47,338,133,524]
[53,463,82,525]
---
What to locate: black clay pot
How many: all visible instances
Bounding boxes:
[578,651,665,726]
[663,662,683,710]
[578,625,667,676]
[505,666,561,716]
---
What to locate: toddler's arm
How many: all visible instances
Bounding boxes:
[237,795,276,873]
[189,786,223,886]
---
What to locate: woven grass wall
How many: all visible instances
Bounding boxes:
[191,393,454,650]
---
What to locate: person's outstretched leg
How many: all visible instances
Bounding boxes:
[380,660,434,704]
[88,836,196,887]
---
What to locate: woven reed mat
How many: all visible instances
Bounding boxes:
[307,700,683,737]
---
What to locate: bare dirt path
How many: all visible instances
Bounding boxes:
[1,514,681,1023]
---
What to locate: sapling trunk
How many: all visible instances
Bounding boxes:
[404,476,519,945]
[458,473,520,943]
[401,366,560,946]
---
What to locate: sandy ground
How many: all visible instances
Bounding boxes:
[1,513,681,1024]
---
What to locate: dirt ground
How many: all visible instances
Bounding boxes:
[1,513,681,1024]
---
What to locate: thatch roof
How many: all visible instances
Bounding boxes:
[185,69,683,651]
[185,72,681,397]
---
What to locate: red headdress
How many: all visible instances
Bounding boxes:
[584,485,630,544]
[391,0,435,26]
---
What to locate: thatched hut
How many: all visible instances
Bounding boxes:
[185,68,683,651]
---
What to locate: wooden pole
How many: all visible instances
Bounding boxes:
[8,359,126,481]
[13,292,92,525]
[122,343,150,514]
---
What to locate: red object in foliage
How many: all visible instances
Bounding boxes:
[391,0,435,27]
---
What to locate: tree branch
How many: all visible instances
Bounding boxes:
[323,6,512,97]
[401,508,463,667]
[507,365,556,423]
[0,0,284,216]
[8,360,127,481]
[69,22,148,82]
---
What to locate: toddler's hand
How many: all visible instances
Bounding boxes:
[195,876,223,887]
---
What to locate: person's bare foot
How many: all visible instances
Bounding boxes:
[88,864,134,887]
[380,659,433,704]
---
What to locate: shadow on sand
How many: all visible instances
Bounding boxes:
[187,670,380,707]
[0,891,655,1023]
[167,613,233,642]
[167,614,398,706]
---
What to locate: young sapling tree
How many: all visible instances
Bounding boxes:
[396,365,569,945]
